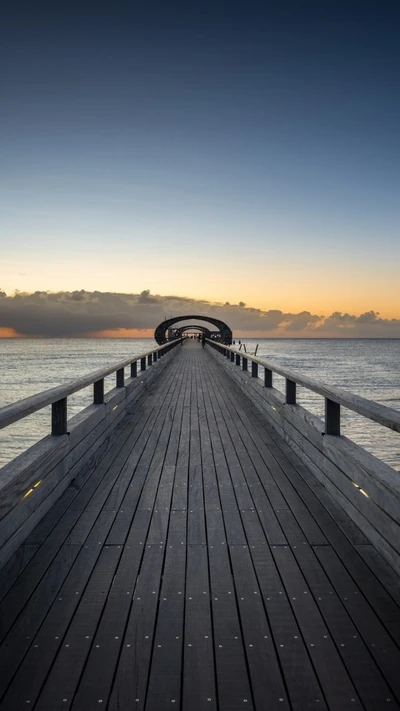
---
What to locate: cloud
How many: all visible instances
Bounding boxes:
[0,290,399,337]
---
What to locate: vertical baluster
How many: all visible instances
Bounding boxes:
[325,398,340,435]
[264,368,272,387]
[131,361,137,378]
[93,379,104,404]
[251,362,258,378]
[52,397,67,435]
[242,357,248,372]
[236,353,241,366]
[116,368,124,388]
[141,357,146,371]
[286,379,296,404]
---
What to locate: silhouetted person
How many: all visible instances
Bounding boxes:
[201,334,206,348]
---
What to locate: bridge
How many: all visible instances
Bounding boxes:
[0,334,400,710]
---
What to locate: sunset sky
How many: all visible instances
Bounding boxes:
[1,1,399,337]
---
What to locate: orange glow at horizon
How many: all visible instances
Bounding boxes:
[0,327,23,338]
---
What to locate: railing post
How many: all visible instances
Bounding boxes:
[286,379,296,404]
[52,397,67,435]
[153,351,158,362]
[251,362,258,378]
[242,357,248,372]
[93,379,104,404]
[264,368,272,387]
[116,368,125,388]
[141,357,146,371]
[325,398,341,435]
[148,353,153,367]
[230,351,235,362]
[236,354,241,366]
[131,361,137,378]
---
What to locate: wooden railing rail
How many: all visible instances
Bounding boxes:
[207,340,400,435]
[0,339,183,434]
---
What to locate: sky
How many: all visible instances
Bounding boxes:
[1,0,399,337]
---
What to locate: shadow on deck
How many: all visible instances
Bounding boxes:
[0,340,399,710]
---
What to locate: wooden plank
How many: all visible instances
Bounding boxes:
[314,545,400,701]
[171,368,191,511]
[205,361,328,545]
[53,365,187,707]
[145,508,187,708]
[356,545,400,608]
[0,543,39,603]
[0,344,181,570]
[0,501,148,705]
[147,367,189,545]
[24,420,131,544]
[229,544,290,710]
[294,544,400,711]
[183,545,216,710]
[212,366,350,550]
[207,543,254,709]
[3,545,121,711]
[201,370,286,545]
[271,544,363,709]
[209,350,400,570]
[200,375,247,545]
[58,510,152,710]
[249,543,328,710]
[188,368,207,545]
[237,402,371,549]
[260,421,400,643]
[0,436,69,521]
[0,363,179,641]
[0,543,82,699]
[108,545,165,711]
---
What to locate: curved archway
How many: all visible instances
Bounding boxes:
[154,315,232,345]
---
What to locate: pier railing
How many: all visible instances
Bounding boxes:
[207,341,400,436]
[0,339,182,435]
[0,338,182,569]
[207,339,400,574]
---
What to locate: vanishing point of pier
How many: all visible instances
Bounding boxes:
[0,317,400,710]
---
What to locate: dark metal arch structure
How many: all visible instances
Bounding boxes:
[154,315,232,345]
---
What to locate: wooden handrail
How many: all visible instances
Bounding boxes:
[0,339,182,431]
[207,340,400,434]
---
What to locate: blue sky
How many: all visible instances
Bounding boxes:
[1,0,399,323]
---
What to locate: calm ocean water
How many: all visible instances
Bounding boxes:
[0,338,399,470]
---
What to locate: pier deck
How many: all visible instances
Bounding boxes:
[1,341,400,710]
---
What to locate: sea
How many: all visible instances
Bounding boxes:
[0,338,399,471]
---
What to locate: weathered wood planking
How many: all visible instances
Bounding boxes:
[207,344,400,575]
[0,340,400,710]
[0,343,181,569]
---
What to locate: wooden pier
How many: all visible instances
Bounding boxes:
[0,338,400,710]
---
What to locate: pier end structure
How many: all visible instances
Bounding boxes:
[154,314,233,345]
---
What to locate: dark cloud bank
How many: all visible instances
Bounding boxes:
[0,290,399,337]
